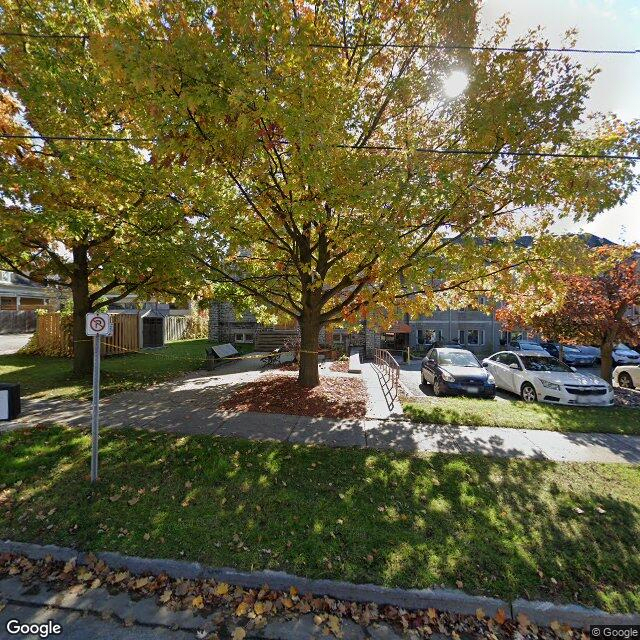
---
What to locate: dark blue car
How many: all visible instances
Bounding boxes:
[421,347,496,398]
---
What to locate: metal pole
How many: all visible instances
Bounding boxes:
[91,334,101,483]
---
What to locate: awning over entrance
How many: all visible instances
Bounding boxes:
[387,322,412,334]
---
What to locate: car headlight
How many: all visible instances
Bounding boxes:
[539,379,561,391]
[441,371,455,382]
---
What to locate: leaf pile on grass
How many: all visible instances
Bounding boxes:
[0,553,584,640]
[219,372,367,419]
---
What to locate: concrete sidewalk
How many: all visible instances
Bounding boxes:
[3,364,640,464]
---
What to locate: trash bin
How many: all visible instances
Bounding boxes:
[0,383,20,421]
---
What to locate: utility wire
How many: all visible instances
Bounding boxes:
[0,30,638,55]
[2,133,639,161]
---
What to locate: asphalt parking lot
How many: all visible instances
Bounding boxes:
[399,358,606,402]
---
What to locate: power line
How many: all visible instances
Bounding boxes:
[0,30,638,55]
[2,132,638,161]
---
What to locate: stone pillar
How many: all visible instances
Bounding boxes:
[208,301,221,342]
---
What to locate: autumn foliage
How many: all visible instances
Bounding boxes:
[497,252,640,380]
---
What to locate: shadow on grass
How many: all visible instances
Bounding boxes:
[0,426,639,613]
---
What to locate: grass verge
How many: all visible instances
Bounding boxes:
[0,340,253,400]
[1,425,638,613]
[403,397,640,435]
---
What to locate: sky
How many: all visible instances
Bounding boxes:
[478,0,640,244]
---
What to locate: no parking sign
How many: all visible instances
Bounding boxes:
[85,313,112,336]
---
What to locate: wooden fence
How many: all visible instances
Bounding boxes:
[102,313,139,356]
[164,314,208,342]
[33,312,139,357]
[0,310,36,334]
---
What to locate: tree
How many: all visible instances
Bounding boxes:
[0,3,195,375]
[104,0,638,386]
[496,249,640,381]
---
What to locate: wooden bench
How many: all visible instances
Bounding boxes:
[348,352,362,373]
[205,343,239,370]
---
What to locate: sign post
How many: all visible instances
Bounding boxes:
[85,313,112,483]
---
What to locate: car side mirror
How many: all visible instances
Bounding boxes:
[427,358,436,365]
[482,362,489,368]
[509,363,520,370]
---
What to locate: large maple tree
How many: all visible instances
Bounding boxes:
[497,249,640,381]
[103,0,638,387]
[0,2,195,375]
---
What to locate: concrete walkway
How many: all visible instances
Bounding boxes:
[2,361,640,464]
[0,333,32,355]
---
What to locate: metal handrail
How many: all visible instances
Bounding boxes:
[374,348,400,400]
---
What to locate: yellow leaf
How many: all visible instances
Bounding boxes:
[235,601,250,616]
[159,590,172,604]
[214,582,230,596]
[327,615,342,637]
[90,579,102,590]
[427,608,437,621]
[113,571,129,584]
[232,628,246,640]
[289,586,298,597]
[494,608,508,625]
[134,577,150,589]
[254,601,266,615]
[192,595,204,609]
[476,607,485,620]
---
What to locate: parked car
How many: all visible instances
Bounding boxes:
[481,351,613,406]
[612,343,640,366]
[507,340,551,356]
[612,364,640,390]
[576,345,601,364]
[539,343,596,366]
[421,347,496,399]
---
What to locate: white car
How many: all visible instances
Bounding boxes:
[482,351,614,406]
[613,365,640,390]
[612,343,640,366]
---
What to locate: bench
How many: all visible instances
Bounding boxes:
[348,352,362,373]
[205,343,239,370]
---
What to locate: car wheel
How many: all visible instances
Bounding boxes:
[520,382,538,403]
[421,371,427,385]
[433,378,444,397]
[619,372,635,389]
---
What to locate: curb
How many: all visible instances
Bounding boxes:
[2,540,639,628]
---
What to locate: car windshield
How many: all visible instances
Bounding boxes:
[616,343,631,351]
[437,351,480,367]
[563,346,580,353]
[520,343,544,350]
[520,356,573,372]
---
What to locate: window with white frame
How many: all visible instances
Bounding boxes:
[467,329,485,346]
[234,333,253,343]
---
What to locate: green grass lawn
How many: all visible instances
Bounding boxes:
[0,339,253,400]
[403,397,640,436]
[1,426,638,613]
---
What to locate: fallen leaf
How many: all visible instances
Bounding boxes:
[159,590,172,604]
[112,571,129,584]
[128,497,140,506]
[495,608,507,625]
[90,579,102,590]
[232,628,246,640]
[143,533,150,541]
[213,582,229,596]
[475,607,485,620]
[455,580,463,589]
[192,595,205,609]
[109,495,122,502]
[134,577,150,589]
[0,602,5,613]
[281,597,294,609]
[236,601,250,616]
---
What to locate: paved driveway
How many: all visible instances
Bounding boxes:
[0,333,32,355]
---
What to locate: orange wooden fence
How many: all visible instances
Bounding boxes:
[34,312,139,357]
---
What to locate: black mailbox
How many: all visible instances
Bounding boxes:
[0,383,21,421]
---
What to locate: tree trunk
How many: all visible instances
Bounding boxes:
[71,246,93,377]
[600,336,614,383]
[298,314,320,388]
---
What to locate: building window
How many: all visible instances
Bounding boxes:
[424,329,441,343]
[234,333,253,343]
[458,330,466,344]
[467,329,485,346]
[417,329,424,344]
[0,271,11,283]
[19,297,47,310]
[0,296,18,311]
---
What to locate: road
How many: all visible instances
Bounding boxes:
[0,334,32,355]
